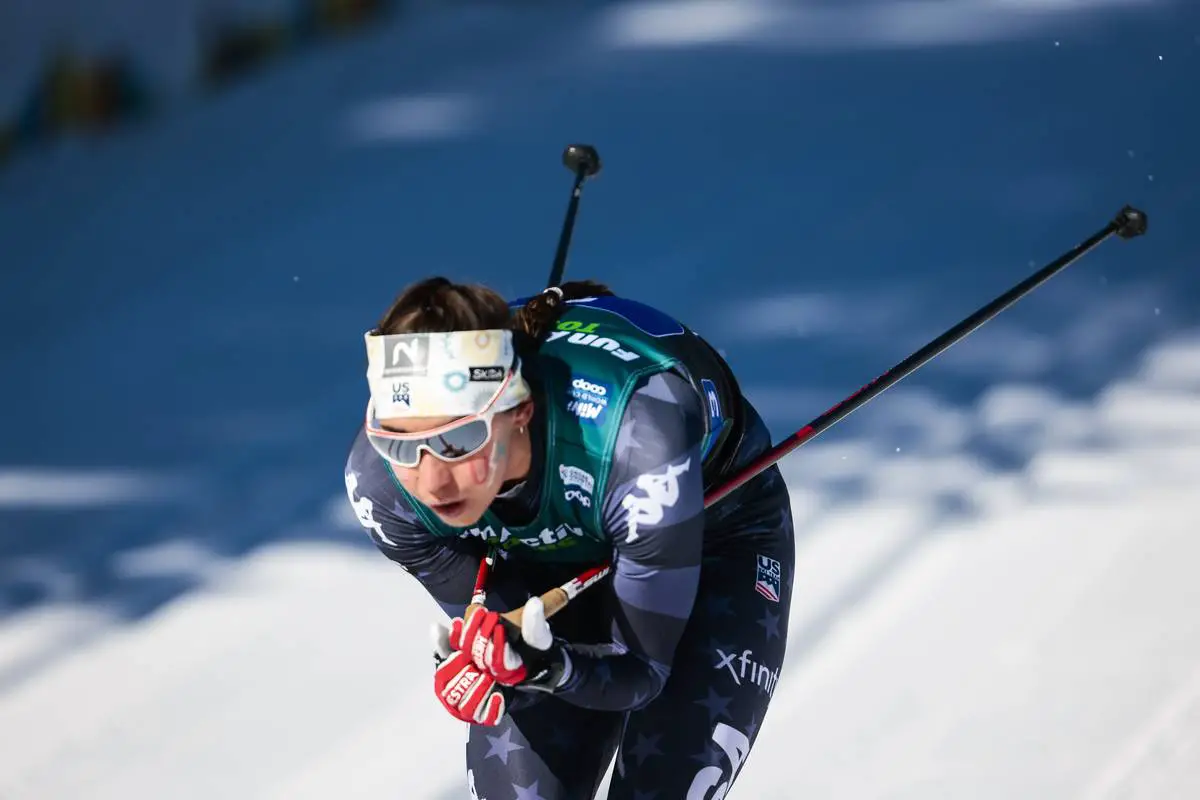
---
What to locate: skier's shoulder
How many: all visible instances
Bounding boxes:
[546,295,690,354]
[605,370,706,492]
[558,293,688,334]
[623,370,706,439]
[346,427,394,496]
[510,291,686,334]
[344,427,423,535]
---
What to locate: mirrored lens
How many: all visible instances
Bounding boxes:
[367,418,492,467]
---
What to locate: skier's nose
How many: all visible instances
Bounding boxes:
[417,451,456,496]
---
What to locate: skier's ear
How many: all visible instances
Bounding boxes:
[508,401,535,430]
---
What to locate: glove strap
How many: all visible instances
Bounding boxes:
[517,646,572,694]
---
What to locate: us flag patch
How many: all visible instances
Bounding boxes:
[754,555,782,603]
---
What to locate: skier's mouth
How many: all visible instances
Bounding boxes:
[431,500,467,517]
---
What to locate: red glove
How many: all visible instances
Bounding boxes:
[448,605,530,686]
[431,623,507,726]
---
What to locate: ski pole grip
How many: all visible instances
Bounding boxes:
[499,587,570,627]
[498,563,612,627]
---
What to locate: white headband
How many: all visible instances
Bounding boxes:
[364,328,531,418]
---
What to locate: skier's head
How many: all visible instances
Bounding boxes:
[362,276,611,526]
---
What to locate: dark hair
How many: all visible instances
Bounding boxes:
[375,277,614,355]
[375,277,510,334]
[510,279,613,344]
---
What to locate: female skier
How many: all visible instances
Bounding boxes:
[344,276,795,799]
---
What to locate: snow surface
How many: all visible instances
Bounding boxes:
[2,0,1199,798]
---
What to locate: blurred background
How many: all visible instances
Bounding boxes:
[2,0,1199,797]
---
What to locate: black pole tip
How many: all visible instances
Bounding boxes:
[1114,205,1148,239]
[563,144,602,179]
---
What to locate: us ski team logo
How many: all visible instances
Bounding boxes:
[754,554,781,603]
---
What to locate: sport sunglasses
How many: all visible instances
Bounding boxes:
[364,370,515,468]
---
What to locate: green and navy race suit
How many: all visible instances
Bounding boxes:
[344,294,796,798]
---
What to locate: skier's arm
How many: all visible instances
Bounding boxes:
[551,371,707,711]
[344,436,481,619]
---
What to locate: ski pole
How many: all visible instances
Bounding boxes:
[547,144,602,289]
[496,563,613,626]
[468,144,604,618]
[469,549,497,608]
[703,203,1148,506]
[497,203,1149,628]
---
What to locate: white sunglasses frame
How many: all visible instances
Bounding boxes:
[364,370,516,467]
